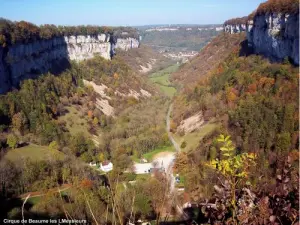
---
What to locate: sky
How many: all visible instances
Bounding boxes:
[1,0,266,26]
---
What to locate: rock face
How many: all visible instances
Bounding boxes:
[223,17,248,34]
[115,37,140,51]
[66,34,111,61]
[224,24,246,34]
[247,13,299,65]
[224,13,299,65]
[0,47,10,93]
[0,34,139,93]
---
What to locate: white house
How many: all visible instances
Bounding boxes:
[89,162,97,167]
[100,161,113,172]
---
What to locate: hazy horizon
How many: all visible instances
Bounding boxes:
[1,0,266,26]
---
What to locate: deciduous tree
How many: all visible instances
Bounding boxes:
[7,133,18,149]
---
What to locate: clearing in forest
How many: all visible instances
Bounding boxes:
[5,144,64,163]
[149,64,179,97]
[174,121,220,152]
[58,106,91,137]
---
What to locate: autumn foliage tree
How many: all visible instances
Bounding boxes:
[207,135,256,224]
[11,111,28,135]
[6,133,18,149]
[174,152,189,173]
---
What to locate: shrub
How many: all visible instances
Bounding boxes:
[7,133,18,149]
[180,141,187,149]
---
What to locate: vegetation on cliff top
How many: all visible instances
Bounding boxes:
[256,0,299,14]
[224,16,248,25]
[0,18,138,47]
[224,0,299,26]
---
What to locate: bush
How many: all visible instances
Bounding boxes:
[7,133,18,149]
[8,208,21,219]
[180,141,187,149]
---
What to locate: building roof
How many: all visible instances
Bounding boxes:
[101,161,111,166]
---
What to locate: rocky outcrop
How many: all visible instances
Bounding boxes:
[224,17,248,34]
[247,13,299,65]
[0,34,139,93]
[66,34,111,61]
[224,12,299,65]
[6,37,69,88]
[224,24,246,34]
[115,37,140,51]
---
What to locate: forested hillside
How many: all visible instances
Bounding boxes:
[116,45,174,74]
[0,46,175,224]
[171,33,246,86]
[171,32,299,224]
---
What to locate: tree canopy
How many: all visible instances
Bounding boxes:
[0,18,139,47]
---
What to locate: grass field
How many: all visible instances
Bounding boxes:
[136,173,151,180]
[5,144,64,163]
[27,196,42,205]
[174,121,220,152]
[25,188,70,206]
[58,106,90,137]
[132,145,175,163]
[149,64,179,97]
[143,145,175,161]
[150,64,180,78]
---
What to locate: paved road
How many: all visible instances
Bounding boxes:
[166,103,189,218]
[133,154,175,174]
[133,163,153,174]
[166,103,181,152]
[133,103,179,176]
[166,103,181,193]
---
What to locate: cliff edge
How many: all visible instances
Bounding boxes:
[224,0,299,65]
[0,20,140,93]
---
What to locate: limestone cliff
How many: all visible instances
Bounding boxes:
[224,17,248,34]
[0,34,139,93]
[247,13,299,65]
[223,6,299,65]
[224,24,246,34]
[115,37,140,51]
[0,47,10,93]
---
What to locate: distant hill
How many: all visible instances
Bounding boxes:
[171,33,246,86]
[139,25,222,53]
[115,45,174,74]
